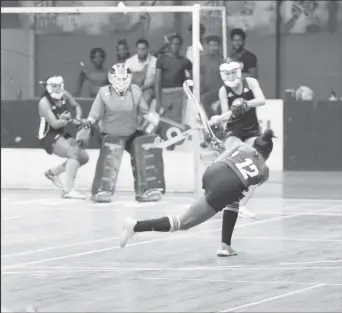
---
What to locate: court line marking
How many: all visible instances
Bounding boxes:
[3,265,340,273]
[2,196,342,207]
[2,208,320,270]
[279,260,342,266]
[2,190,342,202]
[2,273,341,288]
[1,236,119,258]
[223,236,342,242]
[219,284,326,312]
[1,216,22,221]
[5,232,339,258]
[1,217,224,258]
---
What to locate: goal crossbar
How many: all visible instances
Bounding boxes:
[1,5,198,14]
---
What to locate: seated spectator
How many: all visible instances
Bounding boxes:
[229,28,258,78]
[125,38,157,107]
[74,47,108,98]
[117,39,131,63]
[155,34,192,150]
[186,23,206,63]
[200,35,224,119]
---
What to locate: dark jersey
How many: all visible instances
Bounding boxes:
[223,147,265,189]
[225,78,259,133]
[37,96,69,140]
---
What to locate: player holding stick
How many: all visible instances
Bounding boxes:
[85,63,165,203]
[209,61,266,220]
[120,129,274,249]
[38,76,89,199]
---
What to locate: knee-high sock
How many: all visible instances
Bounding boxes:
[222,206,239,246]
[50,161,66,176]
[134,216,180,232]
[64,159,80,192]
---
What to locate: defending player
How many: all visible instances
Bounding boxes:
[38,76,89,199]
[85,63,165,203]
[120,129,274,249]
[209,61,266,218]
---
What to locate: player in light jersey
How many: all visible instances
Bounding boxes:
[38,76,89,199]
[120,129,274,249]
[210,61,266,219]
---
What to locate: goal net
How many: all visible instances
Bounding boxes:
[1,1,227,194]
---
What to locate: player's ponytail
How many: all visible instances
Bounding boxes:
[253,129,275,161]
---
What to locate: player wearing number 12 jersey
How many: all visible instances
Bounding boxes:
[119,129,274,249]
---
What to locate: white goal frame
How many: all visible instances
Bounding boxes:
[1,4,226,195]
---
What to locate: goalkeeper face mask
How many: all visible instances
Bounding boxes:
[220,61,242,89]
[108,63,132,97]
[46,76,65,100]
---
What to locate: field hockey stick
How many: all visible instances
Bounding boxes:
[183,80,226,152]
[151,112,230,149]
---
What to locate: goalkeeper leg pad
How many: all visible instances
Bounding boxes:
[130,135,165,202]
[91,135,125,203]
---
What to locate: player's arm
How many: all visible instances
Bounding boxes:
[259,164,270,185]
[38,98,69,129]
[245,77,266,108]
[135,86,159,125]
[210,86,232,123]
[64,90,83,119]
[87,89,105,125]
[142,57,157,90]
[185,59,193,79]
[74,68,86,97]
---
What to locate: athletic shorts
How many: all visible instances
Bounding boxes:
[39,130,72,155]
[202,162,247,212]
[225,124,260,141]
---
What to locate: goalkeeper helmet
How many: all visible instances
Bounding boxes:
[108,63,132,96]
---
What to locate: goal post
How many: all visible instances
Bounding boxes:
[1,3,226,195]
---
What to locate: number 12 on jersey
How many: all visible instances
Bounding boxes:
[235,158,259,180]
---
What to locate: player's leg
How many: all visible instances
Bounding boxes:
[44,161,66,189]
[126,131,165,202]
[91,134,125,203]
[120,163,245,248]
[41,132,66,189]
[120,194,217,248]
[217,204,239,257]
[52,136,89,199]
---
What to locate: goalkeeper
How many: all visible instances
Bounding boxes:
[85,63,165,203]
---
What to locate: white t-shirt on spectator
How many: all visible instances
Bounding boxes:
[125,54,157,87]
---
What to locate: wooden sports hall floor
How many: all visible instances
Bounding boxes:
[1,172,342,312]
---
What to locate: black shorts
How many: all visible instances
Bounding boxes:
[225,124,260,141]
[202,162,247,212]
[39,131,72,155]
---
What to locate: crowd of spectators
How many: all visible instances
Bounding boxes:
[75,26,259,130]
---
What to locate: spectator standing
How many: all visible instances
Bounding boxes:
[229,28,258,78]
[75,48,108,98]
[117,39,131,63]
[200,35,224,119]
[125,39,157,107]
[155,34,192,125]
